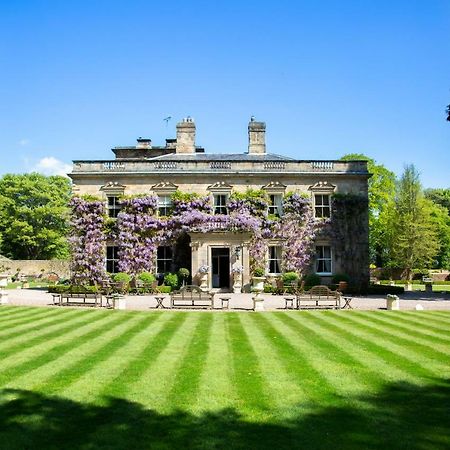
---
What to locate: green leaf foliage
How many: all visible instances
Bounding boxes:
[0,173,71,259]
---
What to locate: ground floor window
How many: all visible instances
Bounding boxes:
[106,246,119,273]
[268,246,282,274]
[316,245,332,274]
[157,246,173,273]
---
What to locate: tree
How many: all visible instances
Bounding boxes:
[386,165,439,280]
[428,202,450,270]
[446,104,450,121]
[0,173,71,259]
[424,188,450,215]
[340,153,396,266]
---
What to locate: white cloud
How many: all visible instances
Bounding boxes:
[18,139,30,146]
[31,156,72,177]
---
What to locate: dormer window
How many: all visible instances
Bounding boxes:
[213,194,228,215]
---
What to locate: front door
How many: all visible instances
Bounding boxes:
[211,248,230,289]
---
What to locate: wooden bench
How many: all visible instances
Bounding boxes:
[296,285,341,309]
[170,285,213,309]
[59,292,102,307]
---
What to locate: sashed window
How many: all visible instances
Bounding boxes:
[157,246,173,273]
[268,194,283,217]
[158,195,173,216]
[106,246,119,273]
[213,194,228,215]
[268,246,282,274]
[316,245,332,274]
[107,196,121,218]
[314,194,331,218]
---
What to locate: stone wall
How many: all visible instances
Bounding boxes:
[0,260,71,278]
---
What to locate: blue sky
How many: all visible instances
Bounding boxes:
[1,0,449,187]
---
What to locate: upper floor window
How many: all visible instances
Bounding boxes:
[314,194,331,218]
[268,246,282,274]
[157,246,173,273]
[106,246,119,273]
[107,196,121,218]
[158,195,173,216]
[213,194,228,215]
[316,245,332,274]
[268,194,283,217]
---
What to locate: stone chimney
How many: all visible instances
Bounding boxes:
[136,137,151,149]
[248,117,266,154]
[176,117,196,154]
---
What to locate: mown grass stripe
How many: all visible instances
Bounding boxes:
[272,312,383,391]
[0,308,76,339]
[167,313,214,409]
[249,313,344,402]
[0,306,50,324]
[194,314,238,412]
[0,311,128,387]
[0,308,58,331]
[0,309,96,362]
[316,312,442,379]
[237,314,307,415]
[225,313,272,413]
[374,312,450,339]
[354,311,450,347]
[30,313,161,395]
[99,312,189,401]
[424,311,450,323]
[341,312,450,364]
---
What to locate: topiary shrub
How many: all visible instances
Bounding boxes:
[164,273,179,289]
[177,268,190,286]
[303,273,321,288]
[113,272,132,283]
[331,273,350,284]
[282,271,299,284]
[138,272,156,284]
[158,285,172,293]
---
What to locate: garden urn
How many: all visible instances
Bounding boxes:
[386,294,400,310]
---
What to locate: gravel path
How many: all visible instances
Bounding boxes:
[1,288,450,311]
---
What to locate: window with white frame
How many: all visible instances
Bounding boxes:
[158,195,173,216]
[106,246,119,273]
[314,194,331,218]
[268,194,283,217]
[107,196,121,218]
[157,246,173,273]
[213,194,228,215]
[268,246,282,274]
[316,245,332,274]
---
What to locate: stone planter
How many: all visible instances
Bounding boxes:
[252,276,266,292]
[386,294,400,310]
[0,274,8,305]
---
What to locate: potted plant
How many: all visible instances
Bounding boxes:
[178,268,190,287]
[252,267,266,291]
[332,273,350,292]
[198,265,210,290]
[231,265,243,293]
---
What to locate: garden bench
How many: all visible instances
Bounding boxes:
[296,285,341,309]
[170,285,213,309]
[59,292,102,307]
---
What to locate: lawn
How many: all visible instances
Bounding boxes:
[0,307,449,449]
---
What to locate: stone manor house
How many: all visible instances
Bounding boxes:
[69,118,370,291]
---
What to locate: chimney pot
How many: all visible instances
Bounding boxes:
[248,119,266,154]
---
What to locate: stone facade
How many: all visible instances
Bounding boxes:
[69,118,370,291]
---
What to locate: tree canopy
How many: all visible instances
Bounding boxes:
[0,173,71,259]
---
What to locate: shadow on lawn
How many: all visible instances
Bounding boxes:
[0,380,449,450]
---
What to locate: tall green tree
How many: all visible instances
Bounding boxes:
[387,165,439,280]
[424,188,450,215]
[340,153,396,266]
[0,173,71,259]
[428,202,450,270]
